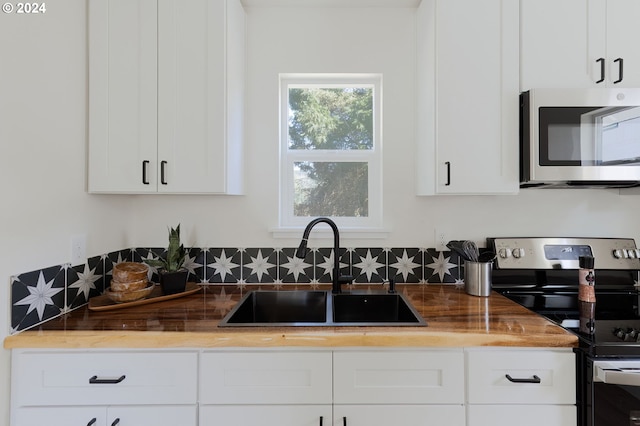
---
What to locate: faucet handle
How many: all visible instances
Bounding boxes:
[387,278,396,293]
[338,275,353,285]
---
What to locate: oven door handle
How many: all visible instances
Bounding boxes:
[595,361,640,387]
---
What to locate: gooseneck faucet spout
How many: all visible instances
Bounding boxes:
[296,217,352,294]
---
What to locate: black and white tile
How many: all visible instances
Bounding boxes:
[314,247,350,284]
[278,248,313,283]
[424,249,462,284]
[242,248,277,283]
[352,248,386,283]
[205,248,241,283]
[388,248,422,283]
[8,244,473,334]
[67,255,104,310]
[11,264,66,333]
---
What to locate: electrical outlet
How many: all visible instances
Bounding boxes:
[71,234,87,266]
[434,228,448,252]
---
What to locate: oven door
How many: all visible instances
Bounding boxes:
[591,360,640,426]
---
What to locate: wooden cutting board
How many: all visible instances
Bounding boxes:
[88,282,201,311]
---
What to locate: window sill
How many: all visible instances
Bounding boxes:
[271,227,390,240]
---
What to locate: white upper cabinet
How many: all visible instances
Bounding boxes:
[521,0,640,90]
[89,0,244,194]
[416,0,519,195]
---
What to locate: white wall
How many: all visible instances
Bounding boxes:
[0,1,134,423]
[2,2,640,423]
[131,4,640,248]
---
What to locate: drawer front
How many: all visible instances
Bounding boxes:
[466,349,576,404]
[333,350,465,404]
[200,351,333,404]
[467,405,577,426]
[12,350,198,406]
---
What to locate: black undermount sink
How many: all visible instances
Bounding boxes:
[218,290,427,327]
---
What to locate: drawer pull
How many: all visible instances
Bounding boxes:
[343,417,347,426]
[87,419,97,426]
[111,419,120,426]
[505,374,541,384]
[319,416,323,426]
[89,375,126,384]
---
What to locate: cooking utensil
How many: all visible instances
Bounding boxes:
[478,251,497,262]
[446,240,471,260]
[462,240,479,262]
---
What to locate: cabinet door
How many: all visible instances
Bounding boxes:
[13,406,196,426]
[200,405,332,426]
[605,0,640,87]
[520,0,592,90]
[335,405,464,426]
[467,405,577,426]
[416,0,518,195]
[108,405,197,426]
[13,407,106,426]
[88,0,158,193]
[157,0,243,194]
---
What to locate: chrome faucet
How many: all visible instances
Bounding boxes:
[295,217,352,294]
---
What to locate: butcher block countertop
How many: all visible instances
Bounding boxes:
[3,284,578,349]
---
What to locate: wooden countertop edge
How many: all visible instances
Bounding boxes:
[4,329,578,349]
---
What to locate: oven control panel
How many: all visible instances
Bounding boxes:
[488,237,640,270]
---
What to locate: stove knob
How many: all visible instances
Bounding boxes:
[629,250,637,259]
[613,249,624,259]
[623,249,631,259]
[635,249,640,258]
[498,248,512,259]
[512,248,525,259]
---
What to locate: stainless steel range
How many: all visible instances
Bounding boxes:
[488,237,640,426]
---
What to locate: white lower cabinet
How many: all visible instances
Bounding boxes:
[201,405,332,426]
[333,349,465,426]
[335,405,465,426]
[10,349,199,426]
[14,405,197,426]
[465,348,577,426]
[11,347,576,426]
[199,350,332,425]
[466,405,577,426]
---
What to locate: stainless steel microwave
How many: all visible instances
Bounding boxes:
[521,88,640,188]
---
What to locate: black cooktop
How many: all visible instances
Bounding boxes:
[500,290,640,356]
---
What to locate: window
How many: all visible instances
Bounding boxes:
[279,74,382,229]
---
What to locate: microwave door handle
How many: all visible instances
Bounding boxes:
[613,58,624,84]
[596,58,605,84]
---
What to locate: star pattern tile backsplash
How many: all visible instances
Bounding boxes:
[9,246,464,334]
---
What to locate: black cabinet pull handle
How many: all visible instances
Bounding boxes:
[445,161,451,186]
[596,58,605,83]
[505,374,541,384]
[161,160,168,185]
[87,419,97,426]
[319,416,323,426]
[142,160,150,185]
[89,375,126,384]
[343,417,347,426]
[111,419,120,426]
[614,58,623,84]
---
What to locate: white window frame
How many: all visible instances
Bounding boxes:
[279,73,383,230]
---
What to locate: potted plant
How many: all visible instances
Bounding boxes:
[145,224,188,295]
